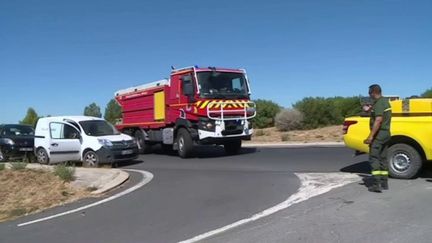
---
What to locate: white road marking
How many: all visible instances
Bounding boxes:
[17,169,153,227]
[179,172,360,243]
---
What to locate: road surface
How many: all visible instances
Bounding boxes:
[1,146,431,243]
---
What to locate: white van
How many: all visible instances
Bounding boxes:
[34,116,139,167]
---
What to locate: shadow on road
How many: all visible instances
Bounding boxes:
[340,160,432,186]
[115,159,145,168]
[152,144,258,159]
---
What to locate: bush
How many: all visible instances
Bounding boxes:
[10,162,27,171]
[281,134,290,141]
[0,163,4,171]
[294,96,361,129]
[275,108,304,131]
[255,129,265,136]
[421,88,432,98]
[253,99,281,128]
[54,164,75,182]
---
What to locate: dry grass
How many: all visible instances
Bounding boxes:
[0,169,90,222]
[250,125,343,143]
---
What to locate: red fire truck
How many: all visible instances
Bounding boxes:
[115,66,256,158]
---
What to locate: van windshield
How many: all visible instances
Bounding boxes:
[79,120,120,136]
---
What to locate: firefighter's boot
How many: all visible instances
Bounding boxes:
[381,178,389,190]
[368,177,382,193]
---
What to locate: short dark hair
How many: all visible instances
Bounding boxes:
[369,84,382,94]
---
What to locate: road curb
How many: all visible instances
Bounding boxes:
[243,142,345,148]
[3,163,130,195]
[90,169,130,194]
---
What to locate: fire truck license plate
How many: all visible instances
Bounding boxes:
[121,149,133,155]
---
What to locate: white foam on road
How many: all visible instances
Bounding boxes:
[17,169,153,227]
[179,172,360,243]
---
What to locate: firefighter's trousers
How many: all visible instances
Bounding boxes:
[369,131,390,184]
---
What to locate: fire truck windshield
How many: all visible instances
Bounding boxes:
[196,71,249,99]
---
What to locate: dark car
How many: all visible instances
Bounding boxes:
[0,124,35,162]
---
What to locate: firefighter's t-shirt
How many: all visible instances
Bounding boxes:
[370,97,392,131]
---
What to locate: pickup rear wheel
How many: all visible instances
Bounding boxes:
[177,128,194,158]
[135,130,152,154]
[388,143,422,179]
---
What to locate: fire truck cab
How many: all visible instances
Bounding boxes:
[115,66,256,158]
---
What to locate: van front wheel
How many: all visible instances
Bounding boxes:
[36,148,49,164]
[83,151,100,167]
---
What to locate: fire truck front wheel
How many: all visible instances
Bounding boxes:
[135,130,152,154]
[177,128,194,158]
[224,139,242,155]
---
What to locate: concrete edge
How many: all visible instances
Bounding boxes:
[3,163,130,195]
[90,169,130,195]
[243,142,345,148]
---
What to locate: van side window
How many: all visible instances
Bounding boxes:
[50,123,79,139]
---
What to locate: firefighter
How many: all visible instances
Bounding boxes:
[363,84,392,193]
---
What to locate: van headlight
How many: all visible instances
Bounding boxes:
[98,139,113,147]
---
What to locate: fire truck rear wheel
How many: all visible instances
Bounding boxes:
[135,130,152,154]
[177,128,194,158]
[224,139,242,155]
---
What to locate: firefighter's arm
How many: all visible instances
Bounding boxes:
[364,116,383,144]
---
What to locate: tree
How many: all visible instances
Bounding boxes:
[104,99,122,124]
[421,88,432,98]
[253,99,281,128]
[84,103,102,118]
[20,108,39,127]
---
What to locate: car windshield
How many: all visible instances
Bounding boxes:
[79,120,120,136]
[197,71,249,99]
[2,125,34,136]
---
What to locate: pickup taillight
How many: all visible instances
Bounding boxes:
[343,120,358,134]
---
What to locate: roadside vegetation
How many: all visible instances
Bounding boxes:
[0,166,88,222]
[251,87,432,143]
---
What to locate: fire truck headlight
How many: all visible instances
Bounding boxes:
[246,107,256,115]
[206,123,214,129]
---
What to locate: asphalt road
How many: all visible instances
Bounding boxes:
[0,146,402,243]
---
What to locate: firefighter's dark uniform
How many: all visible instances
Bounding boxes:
[369,97,392,190]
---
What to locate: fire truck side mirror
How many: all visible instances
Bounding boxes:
[181,75,195,97]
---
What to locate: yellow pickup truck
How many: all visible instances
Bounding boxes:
[343,98,432,179]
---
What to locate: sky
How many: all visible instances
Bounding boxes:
[1,0,431,123]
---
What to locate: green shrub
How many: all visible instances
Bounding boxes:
[53,164,75,182]
[10,162,27,171]
[275,108,304,131]
[0,163,5,171]
[421,88,432,98]
[253,99,281,128]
